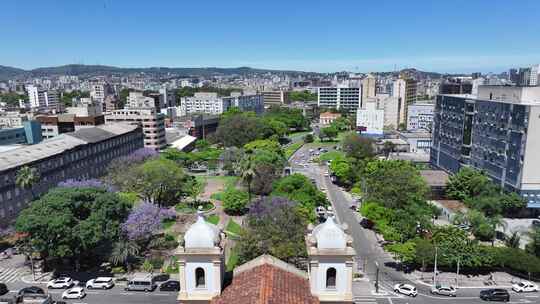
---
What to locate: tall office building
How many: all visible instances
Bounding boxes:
[361,75,376,106]
[431,86,540,208]
[318,86,361,113]
[530,64,540,86]
[262,91,289,106]
[392,77,417,127]
[356,101,384,135]
[518,68,531,86]
[509,68,519,83]
[26,85,59,111]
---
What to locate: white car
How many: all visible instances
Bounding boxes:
[512,281,539,293]
[431,285,457,297]
[47,277,75,289]
[394,283,418,297]
[62,287,85,299]
[86,277,114,289]
[326,206,334,217]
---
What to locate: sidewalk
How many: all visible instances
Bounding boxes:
[21,272,53,284]
[405,270,515,289]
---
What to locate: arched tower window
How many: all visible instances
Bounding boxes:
[326,267,337,289]
[195,267,206,288]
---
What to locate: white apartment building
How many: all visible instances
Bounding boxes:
[90,84,107,104]
[26,85,59,110]
[179,92,264,116]
[67,98,103,117]
[127,91,159,109]
[356,101,384,135]
[105,108,166,150]
[318,86,361,112]
[361,75,376,106]
[0,112,27,128]
[180,93,225,116]
[530,64,540,86]
[406,102,434,131]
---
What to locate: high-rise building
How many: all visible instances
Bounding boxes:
[392,77,417,127]
[361,75,376,106]
[105,107,166,150]
[518,68,531,86]
[530,64,540,86]
[430,86,540,208]
[26,85,59,111]
[180,92,264,116]
[318,86,361,112]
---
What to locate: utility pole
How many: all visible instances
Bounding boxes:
[375,261,380,294]
[433,246,438,288]
[456,256,461,288]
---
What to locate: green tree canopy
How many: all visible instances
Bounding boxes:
[272,174,328,222]
[16,187,131,266]
[319,126,338,142]
[342,133,375,161]
[222,187,249,215]
[362,160,428,209]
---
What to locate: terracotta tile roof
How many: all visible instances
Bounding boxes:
[211,260,319,304]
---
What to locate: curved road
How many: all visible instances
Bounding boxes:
[290,145,538,304]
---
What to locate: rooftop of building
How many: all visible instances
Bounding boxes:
[398,130,432,139]
[420,169,450,187]
[0,123,138,172]
[210,255,319,304]
[440,85,540,105]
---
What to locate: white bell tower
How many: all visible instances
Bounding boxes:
[176,210,224,303]
[306,216,356,303]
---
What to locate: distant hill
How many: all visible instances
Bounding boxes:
[0,64,311,80]
[0,65,26,80]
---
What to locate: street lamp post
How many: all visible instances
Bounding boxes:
[375,261,380,294]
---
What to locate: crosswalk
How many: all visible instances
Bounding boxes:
[0,267,29,283]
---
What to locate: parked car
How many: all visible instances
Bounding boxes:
[0,283,8,296]
[47,277,75,289]
[480,289,510,301]
[431,285,456,297]
[18,286,45,297]
[86,277,114,289]
[326,206,334,217]
[125,273,156,292]
[394,283,417,297]
[512,281,538,293]
[159,280,180,291]
[532,220,540,228]
[62,287,86,299]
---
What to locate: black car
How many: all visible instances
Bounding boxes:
[159,280,180,291]
[480,289,510,302]
[18,286,45,296]
[360,218,375,229]
[0,283,8,295]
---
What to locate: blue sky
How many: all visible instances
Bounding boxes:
[2,0,540,73]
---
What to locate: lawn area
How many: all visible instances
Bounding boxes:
[206,214,220,225]
[226,246,240,272]
[287,130,312,140]
[175,201,214,213]
[162,218,176,230]
[284,142,304,159]
[225,219,243,235]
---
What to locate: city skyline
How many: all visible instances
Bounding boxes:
[2,0,540,73]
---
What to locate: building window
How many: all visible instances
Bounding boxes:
[326,268,337,289]
[195,267,205,288]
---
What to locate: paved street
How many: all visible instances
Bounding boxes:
[290,144,540,304]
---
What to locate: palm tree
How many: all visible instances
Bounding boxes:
[240,155,256,205]
[110,240,140,271]
[15,166,40,200]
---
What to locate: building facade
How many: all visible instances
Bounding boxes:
[26,85,60,111]
[407,102,434,130]
[392,78,417,127]
[356,101,384,135]
[361,75,376,106]
[430,86,540,208]
[105,108,166,150]
[0,124,143,224]
[222,93,264,115]
[262,91,289,105]
[318,87,361,112]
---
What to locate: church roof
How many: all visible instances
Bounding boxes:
[211,255,319,304]
[184,210,221,248]
[312,216,347,249]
